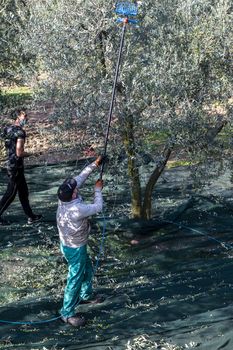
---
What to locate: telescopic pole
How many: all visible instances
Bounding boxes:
[100,18,128,180]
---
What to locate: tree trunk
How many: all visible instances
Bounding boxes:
[205,117,227,144]
[142,146,173,220]
[96,30,107,77]
[122,114,142,218]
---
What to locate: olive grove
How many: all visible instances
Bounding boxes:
[20,0,232,219]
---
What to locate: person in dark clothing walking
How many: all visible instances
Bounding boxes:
[0,109,42,225]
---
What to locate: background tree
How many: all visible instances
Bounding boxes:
[0,0,35,116]
[22,0,233,219]
[0,0,32,84]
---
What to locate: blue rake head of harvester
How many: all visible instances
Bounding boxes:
[115,1,139,23]
[115,1,138,16]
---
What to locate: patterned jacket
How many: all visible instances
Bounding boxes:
[4,125,26,170]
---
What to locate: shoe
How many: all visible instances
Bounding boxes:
[0,217,10,226]
[61,315,86,327]
[27,214,42,225]
[80,295,105,305]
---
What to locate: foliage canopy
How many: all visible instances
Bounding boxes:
[5,0,233,218]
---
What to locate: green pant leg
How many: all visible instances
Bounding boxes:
[60,244,88,318]
[79,253,93,300]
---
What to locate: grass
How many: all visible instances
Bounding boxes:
[0,86,33,112]
[1,86,32,95]
[144,131,169,149]
[167,160,194,168]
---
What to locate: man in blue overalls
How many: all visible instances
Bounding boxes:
[57,156,104,327]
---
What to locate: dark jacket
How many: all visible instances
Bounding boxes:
[4,125,26,170]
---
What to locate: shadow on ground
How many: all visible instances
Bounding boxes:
[0,161,233,350]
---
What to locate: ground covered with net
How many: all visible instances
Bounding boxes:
[0,160,233,350]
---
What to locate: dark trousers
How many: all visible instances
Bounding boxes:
[0,167,34,218]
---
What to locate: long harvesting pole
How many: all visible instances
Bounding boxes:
[100,18,128,179]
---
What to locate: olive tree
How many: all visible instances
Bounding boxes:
[0,0,32,84]
[22,0,232,219]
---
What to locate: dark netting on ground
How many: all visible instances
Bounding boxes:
[0,160,233,350]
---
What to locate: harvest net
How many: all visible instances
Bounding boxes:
[0,160,233,350]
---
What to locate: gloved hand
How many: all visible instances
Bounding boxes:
[95,179,103,189]
[95,155,107,166]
